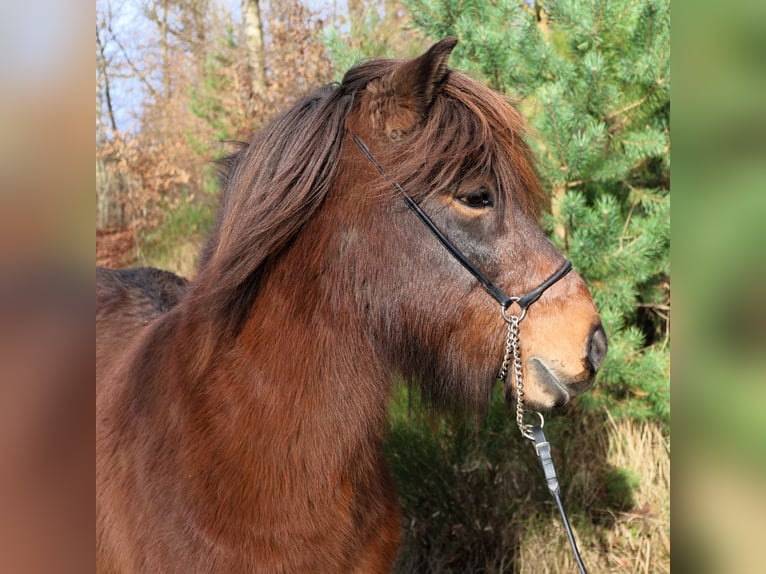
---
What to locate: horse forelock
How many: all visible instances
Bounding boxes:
[340,59,545,220]
[381,71,545,221]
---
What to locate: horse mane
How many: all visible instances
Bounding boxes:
[189,84,354,336]
[187,58,545,348]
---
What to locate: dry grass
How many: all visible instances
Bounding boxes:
[518,415,670,573]
[388,388,670,573]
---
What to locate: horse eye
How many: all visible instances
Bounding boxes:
[457,189,494,209]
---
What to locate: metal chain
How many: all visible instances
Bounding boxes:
[498,321,513,383]
[499,313,535,441]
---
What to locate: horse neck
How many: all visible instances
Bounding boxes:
[176,238,392,490]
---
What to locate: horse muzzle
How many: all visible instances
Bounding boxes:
[526,323,607,408]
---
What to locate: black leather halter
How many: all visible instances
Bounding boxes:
[351,134,573,314]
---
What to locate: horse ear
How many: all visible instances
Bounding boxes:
[375,37,457,136]
[391,37,458,113]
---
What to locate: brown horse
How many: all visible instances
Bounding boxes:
[97,38,606,573]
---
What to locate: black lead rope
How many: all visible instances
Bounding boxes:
[531,424,589,574]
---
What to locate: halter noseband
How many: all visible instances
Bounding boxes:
[351,134,572,318]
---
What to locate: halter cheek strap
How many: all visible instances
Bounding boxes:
[350,134,572,313]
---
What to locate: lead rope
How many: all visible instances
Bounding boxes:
[499,309,589,574]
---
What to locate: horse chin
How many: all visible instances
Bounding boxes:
[525,358,571,409]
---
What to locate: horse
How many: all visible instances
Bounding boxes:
[96,38,607,573]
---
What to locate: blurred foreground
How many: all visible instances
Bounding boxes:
[0,0,92,571]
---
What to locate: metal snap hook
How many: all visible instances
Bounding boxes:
[518,412,545,442]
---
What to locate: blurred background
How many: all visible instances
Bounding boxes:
[673,0,766,571]
[0,0,761,570]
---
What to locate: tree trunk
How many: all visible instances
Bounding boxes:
[191,0,208,80]
[242,0,267,95]
[96,24,118,134]
[348,0,365,38]
[161,0,171,102]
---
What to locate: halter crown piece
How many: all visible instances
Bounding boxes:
[351,133,588,574]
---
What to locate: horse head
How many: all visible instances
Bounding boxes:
[330,38,606,411]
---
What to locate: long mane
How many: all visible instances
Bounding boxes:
[189,84,354,334]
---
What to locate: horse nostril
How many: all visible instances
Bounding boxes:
[587,324,608,373]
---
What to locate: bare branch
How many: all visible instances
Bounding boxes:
[96,23,119,133]
[106,22,160,101]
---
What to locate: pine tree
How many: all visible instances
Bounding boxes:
[404,0,670,423]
